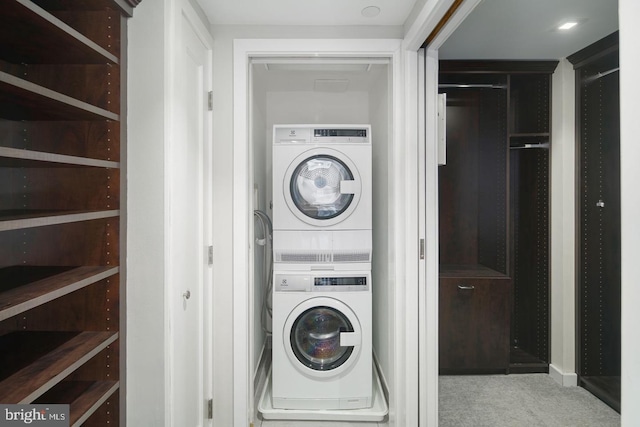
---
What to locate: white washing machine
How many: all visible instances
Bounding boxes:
[272,125,372,268]
[272,270,372,410]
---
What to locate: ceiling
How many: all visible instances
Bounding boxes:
[196,0,416,26]
[439,0,619,60]
[195,0,618,60]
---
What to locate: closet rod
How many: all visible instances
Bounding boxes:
[584,67,619,85]
[510,143,550,150]
[438,83,507,89]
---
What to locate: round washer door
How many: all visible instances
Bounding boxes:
[283,148,362,227]
[283,297,362,378]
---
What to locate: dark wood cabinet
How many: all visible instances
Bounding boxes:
[439,270,511,374]
[0,1,137,425]
[438,61,556,374]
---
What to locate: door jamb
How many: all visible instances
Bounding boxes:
[405,1,483,425]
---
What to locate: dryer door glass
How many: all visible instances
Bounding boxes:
[290,155,354,220]
[291,306,355,371]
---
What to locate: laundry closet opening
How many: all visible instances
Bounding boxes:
[248,55,394,421]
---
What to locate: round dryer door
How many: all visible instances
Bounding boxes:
[284,297,362,378]
[284,149,362,227]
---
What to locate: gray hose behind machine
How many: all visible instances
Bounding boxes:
[254,210,273,334]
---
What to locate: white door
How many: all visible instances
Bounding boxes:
[169,2,213,426]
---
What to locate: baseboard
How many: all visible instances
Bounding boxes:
[372,350,390,405]
[549,363,578,387]
[254,336,272,399]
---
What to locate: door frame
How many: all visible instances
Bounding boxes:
[408,1,484,426]
[232,38,410,426]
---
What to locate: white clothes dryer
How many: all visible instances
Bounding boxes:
[271,270,372,410]
[272,125,372,267]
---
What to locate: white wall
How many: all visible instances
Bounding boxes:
[403,0,429,36]
[266,91,370,124]
[126,1,169,425]
[369,67,394,390]
[549,58,577,386]
[619,0,640,425]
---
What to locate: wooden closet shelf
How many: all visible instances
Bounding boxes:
[34,380,119,427]
[0,265,119,322]
[31,0,137,18]
[0,209,119,232]
[439,264,509,278]
[0,72,119,121]
[510,133,550,138]
[0,331,118,403]
[0,146,120,169]
[0,0,118,65]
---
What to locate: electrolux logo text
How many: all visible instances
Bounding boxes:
[0,405,69,427]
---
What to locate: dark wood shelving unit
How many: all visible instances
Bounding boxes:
[0,1,136,424]
[438,61,556,375]
[569,32,621,413]
[508,70,553,374]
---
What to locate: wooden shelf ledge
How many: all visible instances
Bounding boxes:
[0,266,119,322]
[0,331,118,403]
[34,380,119,427]
[0,71,119,121]
[510,132,550,138]
[0,0,118,65]
[0,209,119,232]
[0,146,119,169]
[439,264,509,278]
[69,381,119,427]
[32,0,138,18]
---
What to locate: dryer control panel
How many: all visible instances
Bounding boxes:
[274,272,370,292]
[273,125,371,145]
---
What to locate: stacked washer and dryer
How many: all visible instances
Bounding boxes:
[271,124,374,412]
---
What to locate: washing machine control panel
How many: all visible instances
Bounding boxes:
[274,273,370,292]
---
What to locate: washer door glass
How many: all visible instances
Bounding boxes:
[290,155,354,220]
[290,306,354,371]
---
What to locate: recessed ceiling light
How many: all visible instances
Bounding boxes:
[361,6,380,18]
[558,22,578,30]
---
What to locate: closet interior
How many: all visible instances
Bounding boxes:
[438,61,557,374]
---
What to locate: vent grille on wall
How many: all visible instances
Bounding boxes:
[277,252,371,263]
